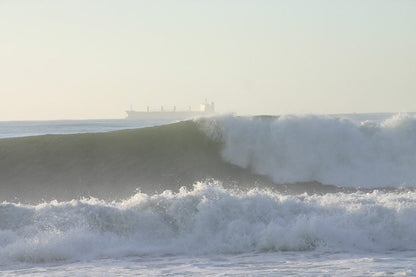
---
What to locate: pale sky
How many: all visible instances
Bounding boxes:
[0,0,415,120]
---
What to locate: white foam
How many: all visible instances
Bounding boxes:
[1,183,416,264]
[202,114,416,188]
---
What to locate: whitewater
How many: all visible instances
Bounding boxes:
[1,113,415,276]
[207,113,416,188]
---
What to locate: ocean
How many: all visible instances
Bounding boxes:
[0,113,415,276]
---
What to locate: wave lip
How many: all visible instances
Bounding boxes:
[1,183,416,264]
[200,113,416,188]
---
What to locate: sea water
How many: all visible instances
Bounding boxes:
[0,118,174,139]
[0,113,415,276]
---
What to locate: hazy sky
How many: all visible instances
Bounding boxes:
[1,0,415,120]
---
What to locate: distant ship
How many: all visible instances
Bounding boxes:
[126,102,215,120]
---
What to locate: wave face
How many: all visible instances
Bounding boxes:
[0,121,269,202]
[1,183,416,264]
[203,114,416,188]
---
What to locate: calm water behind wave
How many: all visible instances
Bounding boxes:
[0,119,175,139]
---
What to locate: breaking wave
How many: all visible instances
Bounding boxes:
[0,113,415,202]
[202,113,416,188]
[1,182,416,264]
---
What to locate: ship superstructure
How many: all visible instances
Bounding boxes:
[126,102,215,120]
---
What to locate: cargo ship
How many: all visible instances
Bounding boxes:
[126,102,215,120]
